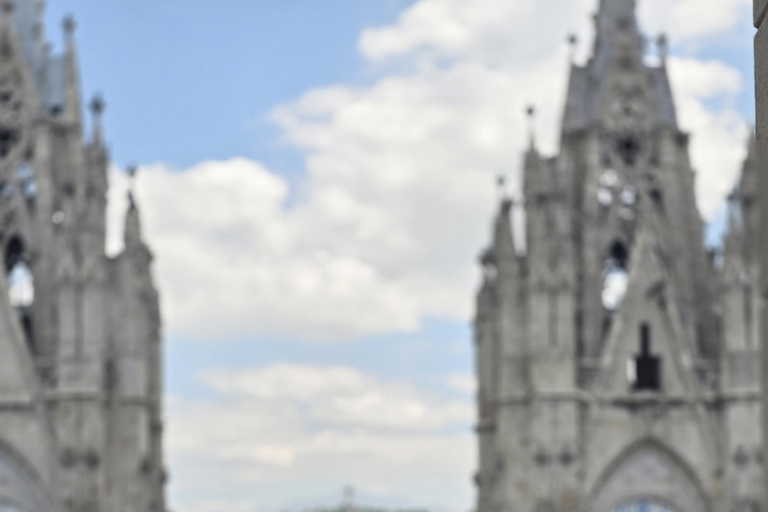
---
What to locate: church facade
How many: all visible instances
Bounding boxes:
[0,1,166,511]
[473,1,762,511]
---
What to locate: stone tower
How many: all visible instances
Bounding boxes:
[0,1,166,511]
[473,1,762,511]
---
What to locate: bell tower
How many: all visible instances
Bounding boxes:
[473,1,758,511]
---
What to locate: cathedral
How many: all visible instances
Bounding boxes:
[0,0,166,511]
[473,1,762,511]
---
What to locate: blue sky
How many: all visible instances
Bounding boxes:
[40,1,758,512]
[45,0,415,169]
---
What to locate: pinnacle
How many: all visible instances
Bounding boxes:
[0,0,13,16]
[598,0,636,15]
[62,15,75,35]
[90,94,105,116]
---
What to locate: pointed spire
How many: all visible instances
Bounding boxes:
[493,196,516,263]
[526,105,537,151]
[496,174,508,202]
[567,34,578,64]
[62,14,81,125]
[727,192,744,232]
[124,165,143,249]
[89,93,105,146]
[0,0,13,36]
[1,0,14,17]
[657,34,668,63]
[746,129,757,162]
[591,0,643,74]
[28,0,46,65]
[596,0,637,21]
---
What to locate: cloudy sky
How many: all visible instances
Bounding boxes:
[44,0,755,511]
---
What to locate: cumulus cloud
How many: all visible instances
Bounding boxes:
[358,0,594,65]
[201,364,472,430]
[113,58,571,341]
[444,374,477,394]
[667,57,750,217]
[113,1,751,343]
[639,0,751,43]
[138,1,754,511]
[167,365,474,512]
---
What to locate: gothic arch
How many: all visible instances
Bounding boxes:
[0,435,54,512]
[588,438,709,512]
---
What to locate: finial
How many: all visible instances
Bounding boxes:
[90,94,105,145]
[90,94,105,116]
[127,164,138,203]
[62,15,76,36]
[496,174,514,215]
[727,191,742,231]
[497,174,507,201]
[567,34,578,63]
[657,34,668,61]
[342,486,356,512]
[0,0,14,17]
[526,105,537,149]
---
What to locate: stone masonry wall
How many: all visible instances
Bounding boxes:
[755,0,768,503]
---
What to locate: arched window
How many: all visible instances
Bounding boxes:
[616,135,641,166]
[8,261,33,308]
[614,501,673,512]
[4,237,34,352]
[602,241,629,311]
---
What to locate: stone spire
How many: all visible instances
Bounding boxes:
[62,14,81,125]
[591,0,643,77]
[0,0,14,17]
[657,34,669,62]
[89,93,105,147]
[124,166,143,250]
[493,196,516,277]
[526,105,537,151]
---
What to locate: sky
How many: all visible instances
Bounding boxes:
[40,1,757,512]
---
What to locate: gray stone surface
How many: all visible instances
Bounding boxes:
[756,0,768,27]
[0,1,166,511]
[756,0,768,506]
[474,1,762,511]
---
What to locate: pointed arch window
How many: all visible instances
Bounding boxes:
[602,241,629,311]
[614,501,673,512]
[8,260,33,308]
[5,237,34,353]
[616,135,641,166]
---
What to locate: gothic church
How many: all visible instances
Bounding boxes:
[0,1,165,511]
[474,1,761,511]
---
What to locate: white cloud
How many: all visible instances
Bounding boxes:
[668,57,750,216]
[109,160,426,342]
[114,58,571,342]
[639,0,751,43]
[105,0,750,344]
[167,365,474,512]
[116,3,753,509]
[445,374,477,394]
[359,0,594,65]
[200,364,472,431]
